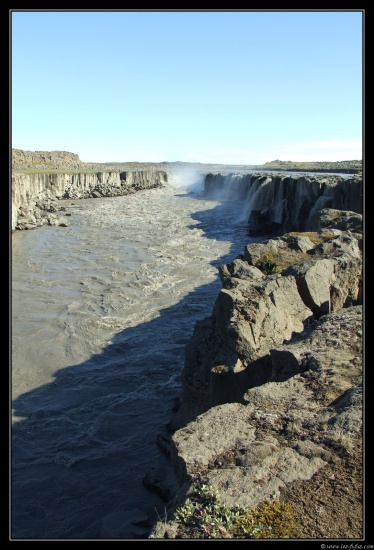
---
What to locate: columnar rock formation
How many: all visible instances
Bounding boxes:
[11,170,168,231]
[203,172,363,235]
[11,148,170,231]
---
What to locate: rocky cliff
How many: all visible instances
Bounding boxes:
[147,207,363,539]
[11,148,171,231]
[181,211,362,423]
[11,170,168,231]
[203,172,363,235]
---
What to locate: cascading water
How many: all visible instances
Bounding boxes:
[203,171,355,233]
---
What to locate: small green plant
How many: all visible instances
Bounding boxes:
[174,484,300,539]
[255,251,283,275]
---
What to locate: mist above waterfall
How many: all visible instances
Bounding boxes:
[168,164,205,194]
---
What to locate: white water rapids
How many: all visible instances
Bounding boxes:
[11,176,255,539]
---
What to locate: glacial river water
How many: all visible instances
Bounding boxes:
[11,175,255,539]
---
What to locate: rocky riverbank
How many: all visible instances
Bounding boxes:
[11,148,173,231]
[146,207,363,540]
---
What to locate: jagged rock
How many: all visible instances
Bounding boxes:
[202,446,326,509]
[243,234,315,273]
[57,217,69,227]
[243,239,285,265]
[279,234,316,252]
[170,403,256,483]
[214,275,313,359]
[309,208,363,233]
[182,273,313,422]
[310,233,362,259]
[270,305,362,380]
[150,305,362,537]
[284,246,362,315]
[182,231,362,423]
[219,259,264,287]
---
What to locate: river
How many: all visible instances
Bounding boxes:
[11,175,254,539]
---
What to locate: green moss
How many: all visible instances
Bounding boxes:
[255,250,293,275]
[254,251,281,274]
[246,498,299,538]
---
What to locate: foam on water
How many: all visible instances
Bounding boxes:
[11,180,252,538]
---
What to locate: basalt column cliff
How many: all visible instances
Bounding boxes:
[11,149,169,231]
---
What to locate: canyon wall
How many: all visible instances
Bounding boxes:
[203,173,363,235]
[11,170,168,231]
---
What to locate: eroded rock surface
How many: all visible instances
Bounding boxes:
[149,303,362,539]
[182,227,362,423]
[148,210,363,539]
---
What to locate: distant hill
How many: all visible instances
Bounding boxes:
[259,159,362,174]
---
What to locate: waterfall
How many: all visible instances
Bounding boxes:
[203,172,361,235]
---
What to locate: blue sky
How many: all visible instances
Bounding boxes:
[11,10,363,165]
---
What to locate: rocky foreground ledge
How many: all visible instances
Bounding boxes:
[146,208,363,539]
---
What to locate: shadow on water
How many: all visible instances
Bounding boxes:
[11,190,256,540]
[176,190,257,264]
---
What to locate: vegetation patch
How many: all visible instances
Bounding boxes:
[286,231,336,245]
[251,231,338,275]
[254,249,312,275]
[255,251,283,274]
[174,484,300,539]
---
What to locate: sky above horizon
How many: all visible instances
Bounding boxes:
[11,10,363,165]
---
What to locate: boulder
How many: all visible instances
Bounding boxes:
[151,305,362,536]
[181,231,362,423]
